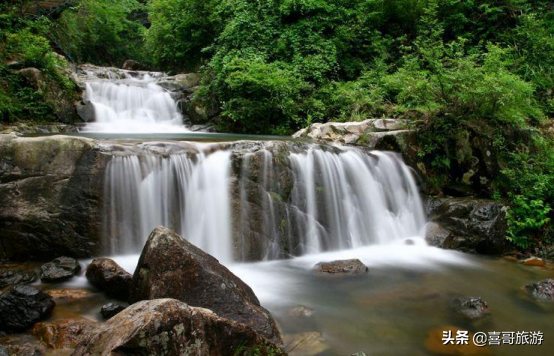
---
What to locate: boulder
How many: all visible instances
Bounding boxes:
[85,258,132,300]
[0,285,55,333]
[121,60,148,71]
[40,257,81,282]
[524,279,554,301]
[100,303,126,320]
[0,266,37,289]
[31,319,96,349]
[129,226,282,344]
[450,297,490,320]
[425,197,509,254]
[72,299,285,356]
[313,259,368,274]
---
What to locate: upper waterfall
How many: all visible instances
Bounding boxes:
[79,67,188,133]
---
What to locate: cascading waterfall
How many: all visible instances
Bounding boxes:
[103,142,426,262]
[80,69,188,133]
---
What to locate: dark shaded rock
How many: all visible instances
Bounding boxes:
[39,257,81,282]
[100,303,126,319]
[31,319,96,349]
[19,68,79,123]
[425,197,509,254]
[0,286,55,333]
[451,297,490,320]
[0,267,37,289]
[313,259,368,274]
[129,226,282,344]
[73,299,285,356]
[121,60,147,71]
[85,258,132,300]
[0,134,107,261]
[524,279,554,301]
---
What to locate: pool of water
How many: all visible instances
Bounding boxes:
[36,243,554,356]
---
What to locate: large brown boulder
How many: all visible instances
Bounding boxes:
[129,226,282,344]
[32,318,97,349]
[72,298,285,356]
[86,258,132,300]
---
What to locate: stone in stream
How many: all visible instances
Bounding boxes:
[520,257,546,267]
[450,297,490,320]
[72,299,286,356]
[85,258,132,300]
[283,331,329,356]
[287,305,314,318]
[313,259,368,274]
[40,257,81,282]
[129,226,282,345]
[31,319,97,349]
[524,279,554,301]
[100,303,126,319]
[0,285,55,333]
[0,267,37,289]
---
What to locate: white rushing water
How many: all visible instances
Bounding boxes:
[80,71,188,133]
[103,143,426,262]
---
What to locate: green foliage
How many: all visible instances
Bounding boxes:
[507,195,551,249]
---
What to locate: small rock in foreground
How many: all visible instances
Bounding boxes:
[0,285,55,333]
[313,259,368,274]
[524,279,554,301]
[100,303,126,319]
[450,296,490,320]
[40,257,81,283]
[72,298,285,356]
[32,318,97,349]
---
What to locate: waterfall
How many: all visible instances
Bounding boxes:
[80,70,188,133]
[102,142,426,262]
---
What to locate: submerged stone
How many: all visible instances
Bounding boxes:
[40,257,81,282]
[524,279,554,301]
[287,305,314,318]
[283,331,329,356]
[0,285,55,333]
[313,259,368,274]
[450,297,490,320]
[73,299,286,356]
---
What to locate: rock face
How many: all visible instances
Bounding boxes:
[313,259,369,274]
[451,297,490,320]
[40,256,81,282]
[19,67,79,123]
[0,285,55,333]
[0,134,108,261]
[32,319,96,349]
[85,258,132,300]
[100,303,126,319]
[129,226,282,344]
[524,279,554,301]
[425,197,509,254]
[73,299,285,356]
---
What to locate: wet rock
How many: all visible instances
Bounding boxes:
[520,257,546,267]
[75,101,95,122]
[72,298,285,356]
[0,334,44,356]
[313,259,368,274]
[0,267,37,289]
[121,60,148,71]
[283,331,328,356]
[425,197,509,254]
[0,134,107,261]
[287,305,314,318]
[424,326,493,356]
[40,257,81,283]
[0,285,55,333]
[31,319,96,349]
[451,297,490,320]
[100,303,126,319]
[524,279,554,301]
[45,289,90,301]
[129,226,282,344]
[85,258,132,300]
